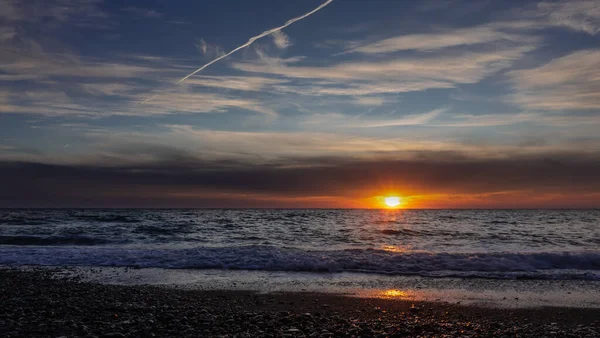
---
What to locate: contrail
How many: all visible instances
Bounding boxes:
[142,0,333,103]
[178,0,333,83]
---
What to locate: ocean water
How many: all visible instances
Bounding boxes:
[1,209,599,281]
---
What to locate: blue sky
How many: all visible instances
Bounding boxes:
[0,0,599,207]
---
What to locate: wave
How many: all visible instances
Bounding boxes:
[379,229,422,236]
[0,217,52,226]
[0,235,111,246]
[72,214,141,223]
[0,245,599,280]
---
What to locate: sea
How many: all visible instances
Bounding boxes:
[2,209,600,307]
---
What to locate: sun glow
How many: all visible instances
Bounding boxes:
[384,196,402,208]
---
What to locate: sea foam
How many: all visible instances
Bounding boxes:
[0,245,598,280]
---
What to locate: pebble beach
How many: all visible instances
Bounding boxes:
[1,268,599,337]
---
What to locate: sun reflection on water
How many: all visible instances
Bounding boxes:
[380,245,409,253]
[382,289,408,297]
[378,289,417,299]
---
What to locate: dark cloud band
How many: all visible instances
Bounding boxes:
[1,152,599,207]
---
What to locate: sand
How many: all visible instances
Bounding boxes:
[1,267,599,337]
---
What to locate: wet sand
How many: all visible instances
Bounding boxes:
[1,268,599,337]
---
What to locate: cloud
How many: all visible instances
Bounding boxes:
[90,125,419,161]
[0,76,280,117]
[0,54,182,81]
[233,45,534,96]
[185,76,287,92]
[431,112,600,128]
[353,96,385,106]
[0,1,286,119]
[0,0,110,33]
[273,80,455,96]
[122,7,163,18]
[0,144,42,155]
[195,39,225,59]
[140,91,279,116]
[434,113,540,127]
[536,0,600,35]
[508,49,600,110]
[0,27,17,42]
[0,1,111,73]
[345,25,532,54]
[80,83,138,96]
[271,30,291,49]
[0,0,107,23]
[0,42,282,117]
[1,152,600,207]
[24,121,596,168]
[347,109,445,127]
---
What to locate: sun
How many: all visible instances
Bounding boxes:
[384,196,402,208]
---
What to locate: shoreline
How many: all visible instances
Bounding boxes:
[2,267,599,337]
[50,265,600,309]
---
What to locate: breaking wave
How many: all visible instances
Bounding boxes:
[0,245,598,280]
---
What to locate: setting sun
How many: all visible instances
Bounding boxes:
[384,196,402,207]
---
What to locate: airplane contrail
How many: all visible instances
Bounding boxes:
[143,0,333,103]
[178,0,333,83]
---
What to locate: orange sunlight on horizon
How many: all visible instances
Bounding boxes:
[365,194,409,209]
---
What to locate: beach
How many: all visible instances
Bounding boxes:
[2,209,599,336]
[2,267,599,337]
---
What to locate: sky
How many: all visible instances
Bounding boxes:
[0,0,599,208]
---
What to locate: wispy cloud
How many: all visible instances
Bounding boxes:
[185,76,287,92]
[0,52,281,117]
[434,113,539,127]
[271,30,291,49]
[347,108,445,127]
[0,26,17,42]
[536,0,600,35]
[0,0,108,24]
[434,112,600,128]
[234,45,534,96]
[122,7,163,18]
[195,39,225,60]
[80,125,426,163]
[508,49,600,110]
[142,90,279,116]
[345,25,532,54]
[353,96,385,106]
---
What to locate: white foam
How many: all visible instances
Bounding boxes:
[1,245,599,280]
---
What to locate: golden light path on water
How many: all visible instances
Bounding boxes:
[356,289,421,300]
[381,289,411,298]
[380,245,409,253]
